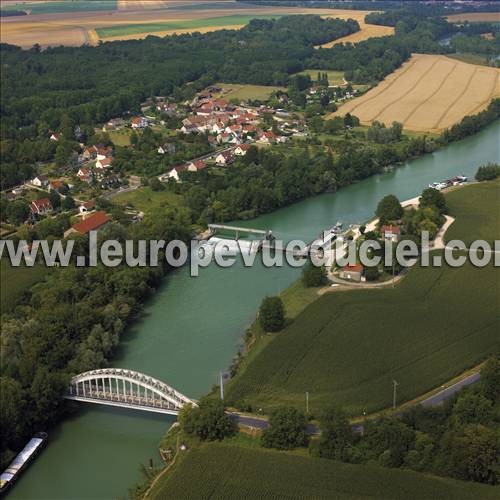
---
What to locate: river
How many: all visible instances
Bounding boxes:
[9,122,500,499]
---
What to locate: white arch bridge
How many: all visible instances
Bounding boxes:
[65,368,197,415]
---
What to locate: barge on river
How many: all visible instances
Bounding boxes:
[0,432,47,495]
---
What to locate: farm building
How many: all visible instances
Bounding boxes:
[339,263,364,282]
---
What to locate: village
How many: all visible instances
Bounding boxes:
[0,81,320,240]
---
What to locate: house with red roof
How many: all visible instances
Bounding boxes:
[380,225,401,243]
[30,198,53,216]
[215,150,235,166]
[49,180,67,192]
[77,167,93,183]
[257,131,277,144]
[187,159,207,172]
[95,145,113,160]
[131,116,148,129]
[96,157,113,171]
[234,143,251,156]
[65,211,110,237]
[82,145,98,161]
[339,263,364,282]
[166,165,186,182]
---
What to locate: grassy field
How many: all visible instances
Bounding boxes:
[0,259,50,314]
[225,183,500,415]
[2,1,117,15]
[226,259,499,415]
[216,83,286,101]
[96,14,282,38]
[107,129,132,146]
[112,186,184,215]
[331,54,500,133]
[444,179,500,245]
[299,69,345,86]
[148,442,500,500]
[446,52,493,67]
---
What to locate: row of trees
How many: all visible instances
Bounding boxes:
[260,356,500,484]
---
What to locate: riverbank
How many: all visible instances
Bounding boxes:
[8,122,499,500]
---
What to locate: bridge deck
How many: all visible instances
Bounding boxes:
[65,395,179,415]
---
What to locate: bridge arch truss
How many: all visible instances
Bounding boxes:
[66,368,197,415]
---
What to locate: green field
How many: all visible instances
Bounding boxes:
[96,14,283,38]
[299,69,346,86]
[444,179,500,245]
[149,443,500,500]
[107,129,132,147]
[216,83,286,101]
[226,259,500,414]
[225,183,500,415]
[112,186,183,215]
[1,259,50,314]
[2,1,116,15]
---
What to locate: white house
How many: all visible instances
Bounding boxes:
[31,175,49,187]
[79,200,96,214]
[165,165,186,182]
[77,167,93,183]
[131,116,148,129]
[158,143,176,155]
[96,157,113,170]
[234,144,251,156]
[187,159,207,172]
[215,150,235,166]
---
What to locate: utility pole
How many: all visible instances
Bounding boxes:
[220,371,224,401]
[305,391,309,415]
[392,380,398,409]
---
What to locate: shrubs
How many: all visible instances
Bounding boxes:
[180,399,236,442]
[318,405,354,461]
[475,163,500,182]
[261,407,309,450]
[258,296,285,332]
[301,261,328,287]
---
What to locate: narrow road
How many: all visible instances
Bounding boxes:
[229,370,481,433]
[420,372,481,407]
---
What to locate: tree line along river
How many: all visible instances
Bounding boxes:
[8,122,500,499]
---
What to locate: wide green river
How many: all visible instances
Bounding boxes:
[9,123,500,499]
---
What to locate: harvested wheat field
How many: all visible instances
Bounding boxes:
[317,13,394,48]
[331,54,500,133]
[0,1,386,48]
[447,12,500,23]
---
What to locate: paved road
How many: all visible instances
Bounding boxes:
[229,371,481,434]
[102,184,140,199]
[420,372,481,407]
